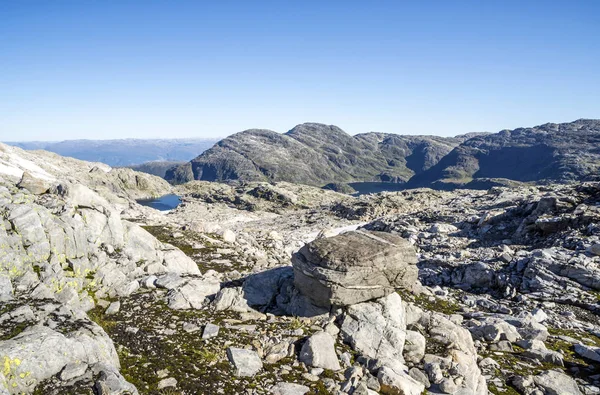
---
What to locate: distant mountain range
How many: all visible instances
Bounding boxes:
[165,123,486,185]
[5,138,218,167]
[407,119,600,189]
[165,119,600,189]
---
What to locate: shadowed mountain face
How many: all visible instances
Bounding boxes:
[5,138,218,167]
[167,119,600,189]
[407,119,600,189]
[165,123,466,185]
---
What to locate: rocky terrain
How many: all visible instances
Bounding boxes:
[1,142,600,395]
[165,123,468,185]
[165,120,600,191]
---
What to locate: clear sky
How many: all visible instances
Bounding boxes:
[1,1,598,141]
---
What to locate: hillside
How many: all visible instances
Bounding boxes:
[165,123,466,185]
[127,160,185,178]
[407,119,600,189]
[166,120,600,189]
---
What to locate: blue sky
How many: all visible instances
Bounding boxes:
[1,1,598,140]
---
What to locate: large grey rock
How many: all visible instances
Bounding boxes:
[0,324,121,393]
[299,331,341,371]
[167,278,221,309]
[519,340,563,366]
[270,382,310,395]
[469,317,521,343]
[92,362,139,395]
[411,304,487,395]
[226,347,263,377]
[403,330,426,363]
[533,370,582,395]
[588,244,600,256]
[340,292,407,365]
[293,230,418,308]
[574,344,600,362]
[17,172,49,195]
[378,366,425,395]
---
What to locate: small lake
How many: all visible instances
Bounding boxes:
[137,194,181,211]
[349,182,407,195]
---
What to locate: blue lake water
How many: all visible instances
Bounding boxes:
[349,182,407,195]
[137,194,181,211]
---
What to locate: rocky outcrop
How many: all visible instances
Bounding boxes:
[292,230,418,308]
[165,123,464,185]
[0,145,203,393]
[0,142,172,204]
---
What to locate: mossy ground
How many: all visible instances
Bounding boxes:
[480,326,600,394]
[142,225,250,273]
[397,289,462,315]
[88,291,334,394]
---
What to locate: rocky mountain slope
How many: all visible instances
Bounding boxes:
[6,138,218,167]
[166,120,600,190]
[126,161,186,178]
[407,119,600,189]
[165,123,467,185]
[2,143,600,395]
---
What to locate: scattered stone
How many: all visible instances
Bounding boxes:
[299,331,341,371]
[105,301,121,315]
[270,382,310,395]
[202,323,220,339]
[157,377,177,390]
[222,229,236,243]
[226,347,263,377]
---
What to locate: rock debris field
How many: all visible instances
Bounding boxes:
[1,142,600,395]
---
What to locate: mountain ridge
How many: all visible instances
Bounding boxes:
[165,119,600,189]
[165,123,472,185]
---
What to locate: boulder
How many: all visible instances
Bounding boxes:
[202,323,220,340]
[403,330,426,363]
[533,370,582,395]
[378,366,424,395]
[17,171,49,194]
[167,278,221,310]
[292,230,418,308]
[0,324,121,393]
[226,347,263,377]
[270,382,310,395]
[574,344,600,362]
[299,331,341,371]
[92,363,139,395]
[340,292,407,364]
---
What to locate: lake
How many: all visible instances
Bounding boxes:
[137,194,181,211]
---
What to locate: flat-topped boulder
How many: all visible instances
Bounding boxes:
[292,230,418,308]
